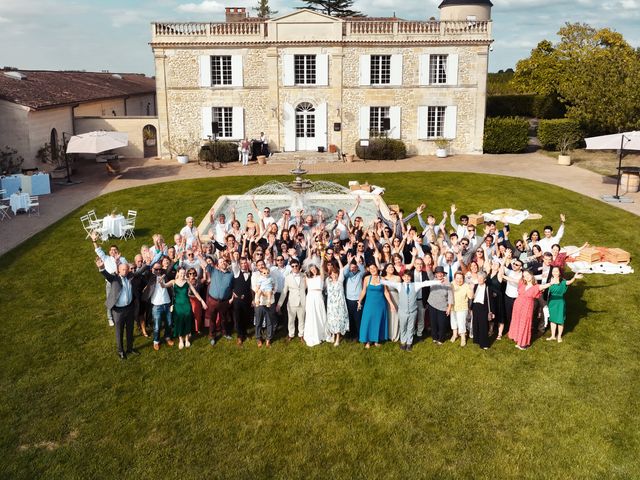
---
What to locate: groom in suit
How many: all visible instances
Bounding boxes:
[276,260,306,342]
[96,257,148,359]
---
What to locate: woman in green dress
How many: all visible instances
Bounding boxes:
[546,266,583,343]
[161,267,207,349]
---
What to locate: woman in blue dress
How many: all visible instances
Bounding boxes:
[357,263,396,348]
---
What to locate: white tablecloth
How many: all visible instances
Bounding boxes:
[9,192,30,214]
[102,214,126,239]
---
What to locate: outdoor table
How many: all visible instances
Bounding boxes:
[1,175,22,197]
[101,214,127,239]
[21,173,51,195]
[9,192,30,214]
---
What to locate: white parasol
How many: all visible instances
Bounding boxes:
[66,131,128,154]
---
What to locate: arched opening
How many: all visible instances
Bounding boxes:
[50,128,59,163]
[142,124,158,158]
[295,102,315,151]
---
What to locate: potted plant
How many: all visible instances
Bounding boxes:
[434,138,450,158]
[36,142,74,178]
[143,126,156,146]
[557,132,579,166]
[345,153,355,163]
[163,136,198,164]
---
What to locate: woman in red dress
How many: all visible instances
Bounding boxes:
[506,270,551,350]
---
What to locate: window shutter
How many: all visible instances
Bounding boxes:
[316,54,328,86]
[199,55,211,87]
[444,106,457,139]
[283,102,295,151]
[359,106,370,139]
[283,54,294,86]
[419,54,430,86]
[446,54,459,86]
[231,55,243,87]
[201,107,213,139]
[417,106,428,139]
[388,106,401,139]
[315,102,327,148]
[359,55,370,86]
[390,54,403,86]
[232,107,244,139]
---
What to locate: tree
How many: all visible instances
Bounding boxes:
[298,0,362,17]
[253,0,277,18]
[513,23,640,133]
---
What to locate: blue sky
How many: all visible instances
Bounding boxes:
[0,0,638,75]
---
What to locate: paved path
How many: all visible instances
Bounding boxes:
[1,152,638,256]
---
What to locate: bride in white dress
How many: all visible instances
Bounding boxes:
[303,261,327,347]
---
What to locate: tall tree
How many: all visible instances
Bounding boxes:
[298,0,362,17]
[253,0,277,18]
[513,23,640,133]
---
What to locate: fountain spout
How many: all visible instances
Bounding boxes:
[289,158,313,194]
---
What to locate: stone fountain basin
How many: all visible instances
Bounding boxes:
[197,192,392,242]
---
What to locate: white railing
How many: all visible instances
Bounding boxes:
[153,22,265,37]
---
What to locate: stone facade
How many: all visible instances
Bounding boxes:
[151,7,492,159]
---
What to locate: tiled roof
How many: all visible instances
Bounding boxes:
[0,70,156,110]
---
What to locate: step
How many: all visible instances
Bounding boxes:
[267,151,344,164]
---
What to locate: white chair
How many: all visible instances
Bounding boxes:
[27,196,39,216]
[120,210,137,240]
[0,188,6,199]
[87,209,103,229]
[0,202,10,221]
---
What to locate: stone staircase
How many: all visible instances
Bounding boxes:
[268,151,345,165]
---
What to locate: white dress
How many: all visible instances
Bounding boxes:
[303,275,327,347]
[326,271,349,335]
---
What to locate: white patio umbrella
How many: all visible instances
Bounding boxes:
[585,131,640,202]
[66,131,128,154]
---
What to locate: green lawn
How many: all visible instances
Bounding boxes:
[1,172,639,479]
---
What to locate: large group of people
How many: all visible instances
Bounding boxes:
[92,199,584,360]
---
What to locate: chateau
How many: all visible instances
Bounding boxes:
[150,0,493,157]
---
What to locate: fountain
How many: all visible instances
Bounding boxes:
[196,161,392,241]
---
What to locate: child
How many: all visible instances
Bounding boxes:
[255,266,274,307]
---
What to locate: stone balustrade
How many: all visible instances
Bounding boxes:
[151,20,490,42]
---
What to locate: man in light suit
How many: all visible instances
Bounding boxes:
[96,257,148,359]
[276,259,306,342]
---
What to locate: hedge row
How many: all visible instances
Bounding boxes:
[486,94,565,119]
[483,117,529,154]
[537,119,582,151]
[355,138,407,160]
[198,141,238,163]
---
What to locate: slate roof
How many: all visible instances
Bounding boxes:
[0,70,156,110]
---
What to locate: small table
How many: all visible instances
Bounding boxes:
[9,192,30,214]
[101,214,127,239]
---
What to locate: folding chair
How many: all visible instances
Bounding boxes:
[27,196,39,216]
[87,209,103,229]
[120,210,137,240]
[0,203,10,221]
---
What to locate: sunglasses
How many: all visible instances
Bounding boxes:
[187,272,197,276]
[291,264,300,268]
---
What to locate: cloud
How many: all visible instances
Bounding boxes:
[110,9,149,28]
[0,16,9,23]
[177,1,225,13]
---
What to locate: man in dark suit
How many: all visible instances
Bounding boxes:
[96,257,148,359]
[231,257,253,345]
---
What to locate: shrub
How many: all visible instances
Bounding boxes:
[532,95,566,119]
[355,138,407,160]
[486,95,535,118]
[199,141,239,163]
[537,119,582,151]
[0,146,24,174]
[483,117,529,154]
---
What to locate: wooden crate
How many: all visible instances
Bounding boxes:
[578,248,601,263]
[350,184,371,192]
[603,248,630,263]
[467,214,484,226]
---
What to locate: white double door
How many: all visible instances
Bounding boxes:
[284,101,327,152]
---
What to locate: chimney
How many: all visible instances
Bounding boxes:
[225,7,247,23]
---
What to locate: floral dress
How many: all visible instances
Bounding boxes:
[325,271,349,335]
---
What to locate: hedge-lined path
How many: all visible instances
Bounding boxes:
[1,151,638,256]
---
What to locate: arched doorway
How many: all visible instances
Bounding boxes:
[142,124,158,158]
[295,102,315,151]
[50,128,59,164]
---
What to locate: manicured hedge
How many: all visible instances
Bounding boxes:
[199,141,239,163]
[537,119,582,151]
[355,138,407,160]
[487,94,565,119]
[483,117,529,154]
